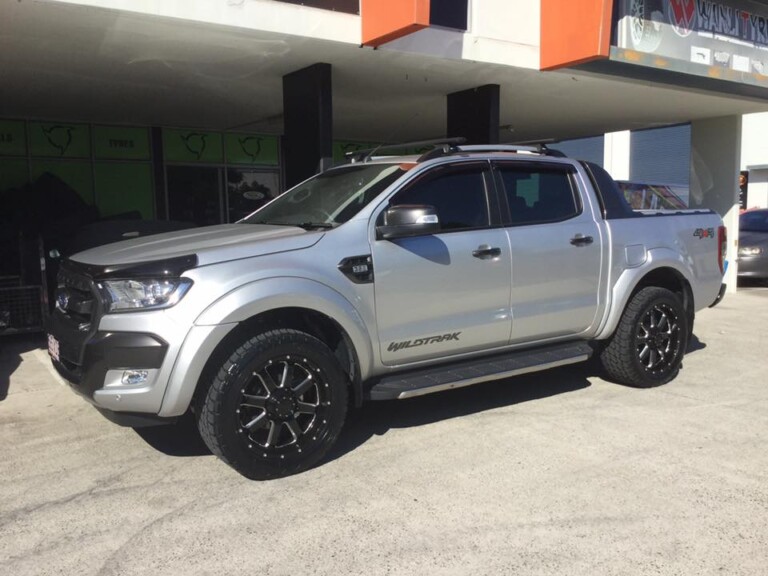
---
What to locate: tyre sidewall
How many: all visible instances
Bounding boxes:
[626,288,689,386]
[203,330,348,480]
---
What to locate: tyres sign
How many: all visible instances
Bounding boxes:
[616,0,768,77]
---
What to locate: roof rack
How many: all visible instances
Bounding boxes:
[343,138,567,164]
[346,137,466,163]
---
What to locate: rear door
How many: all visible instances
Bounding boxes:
[494,161,603,343]
[372,162,512,365]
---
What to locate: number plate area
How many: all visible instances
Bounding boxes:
[47,334,60,362]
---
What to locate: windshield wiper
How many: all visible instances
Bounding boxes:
[296,222,335,230]
[248,220,335,230]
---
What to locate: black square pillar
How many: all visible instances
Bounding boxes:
[282,63,333,189]
[447,84,500,145]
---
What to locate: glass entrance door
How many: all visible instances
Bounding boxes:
[166,166,223,226]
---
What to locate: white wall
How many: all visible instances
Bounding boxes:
[741,112,768,170]
[382,0,540,69]
[42,0,361,44]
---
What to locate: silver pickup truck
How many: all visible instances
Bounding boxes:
[48,142,727,480]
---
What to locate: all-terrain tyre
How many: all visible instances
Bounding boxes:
[599,286,689,388]
[197,329,348,480]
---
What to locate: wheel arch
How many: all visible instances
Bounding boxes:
[160,278,374,417]
[193,306,365,410]
[597,260,695,340]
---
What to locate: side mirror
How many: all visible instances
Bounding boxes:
[376,204,440,240]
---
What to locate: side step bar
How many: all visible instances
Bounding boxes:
[367,341,593,401]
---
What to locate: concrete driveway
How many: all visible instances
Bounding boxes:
[1,289,767,576]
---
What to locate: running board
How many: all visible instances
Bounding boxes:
[368,341,593,401]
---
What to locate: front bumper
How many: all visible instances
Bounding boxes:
[49,328,173,425]
[51,330,168,399]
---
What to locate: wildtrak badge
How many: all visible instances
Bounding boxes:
[387,332,461,353]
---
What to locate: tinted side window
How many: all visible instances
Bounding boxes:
[391,165,490,231]
[497,165,579,225]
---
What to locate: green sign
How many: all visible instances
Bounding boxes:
[29,122,90,158]
[0,120,27,156]
[94,126,150,160]
[225,134,279,165]
[163,129,223,163]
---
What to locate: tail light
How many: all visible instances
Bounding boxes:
[717,225,727,275]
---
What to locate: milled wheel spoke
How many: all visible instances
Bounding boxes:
[285,418,302,441]
[648,349,658,368]
[657,313,669,331]
[280,362,294,389]
[639,344,650,361]
[256,371,279,394]
[292,375,314,396]
[243,412,268,430]
[266,420,282,447]
[241,394,267,409]
[296,401,317,415]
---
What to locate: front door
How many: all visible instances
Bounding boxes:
[372,162,512,365]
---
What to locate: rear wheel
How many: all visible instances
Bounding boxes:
[197,329,348,480]
[599,287,688,388]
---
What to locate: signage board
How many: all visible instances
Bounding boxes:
[94,126,151,160]
[615,0,768,78]
[225,134,279,165]
[163,129,223,163]
[29,122,90,158]
[0,119,27,156]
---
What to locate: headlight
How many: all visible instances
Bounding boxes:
[738,246,762,257]
[97,278,193,312]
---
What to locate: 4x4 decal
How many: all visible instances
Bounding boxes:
[694,227,715,239]
[388,332,461,353]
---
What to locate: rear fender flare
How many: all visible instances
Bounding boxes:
[596,248,695,340]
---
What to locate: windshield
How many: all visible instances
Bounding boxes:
[740,210,768,232]
[241,163,406,228]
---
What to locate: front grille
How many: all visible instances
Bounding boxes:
[50,263,102,370]
[56,266,97,326]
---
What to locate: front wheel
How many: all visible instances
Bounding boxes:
[197,329,348,480]
[599,287,689,388]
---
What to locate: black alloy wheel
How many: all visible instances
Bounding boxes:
[599,286,689,388]
[197,329,348,480]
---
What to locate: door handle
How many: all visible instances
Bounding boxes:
[570,234,594,246]
[472,245,502,259]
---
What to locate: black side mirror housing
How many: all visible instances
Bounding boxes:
[376,205,440,240]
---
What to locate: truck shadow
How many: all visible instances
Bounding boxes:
[687,333,706,354]
[0,334,46,401]
[133,411,211,457]
[326,365,592,465]
[132,366,592,461]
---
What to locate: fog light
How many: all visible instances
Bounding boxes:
[121,370,149,385]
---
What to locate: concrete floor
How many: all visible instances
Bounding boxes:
[1,288,767,576]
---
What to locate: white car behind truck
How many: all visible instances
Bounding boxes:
[48,141,727,479]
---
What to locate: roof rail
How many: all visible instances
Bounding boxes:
[456,144,540,155]
[346,137,466,163]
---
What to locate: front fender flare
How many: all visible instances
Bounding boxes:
[195,276,375,377]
